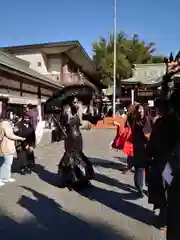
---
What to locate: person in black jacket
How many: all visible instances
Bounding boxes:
[15,114,36,174]
[132,104,150,198]
[147,99,180,231]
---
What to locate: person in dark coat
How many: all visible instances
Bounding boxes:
[147,116,167,229]
[167,153,180,240]
[132,104,149,198]
[15,114,36,174]
[23,104,38,130]
[147,100,180,230]
[166,90,180,239]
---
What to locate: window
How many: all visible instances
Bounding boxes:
[37,62,42,67]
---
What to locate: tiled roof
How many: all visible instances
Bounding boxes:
[1,40,97,76]
[122,64,166,87]
[121,76,164,87]
[0,51,63,88]
[121,77,139,84]
[1,41,105,88]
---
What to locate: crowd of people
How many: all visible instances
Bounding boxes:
[111,96,180,239]
[0,100,95,190]
[0,104,38,185]
[0,90,180,239]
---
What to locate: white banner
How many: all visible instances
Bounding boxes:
[35,102,44,144]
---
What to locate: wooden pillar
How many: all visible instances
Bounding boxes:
[0,101,2,116]
[1,100,8,118]
[37,86,42,121]
[78,67,83,84]
[37,86,41,99]
[41,103,45,120]
[60,53,66,84]
[131,89,134,105]
[20,82,23,96]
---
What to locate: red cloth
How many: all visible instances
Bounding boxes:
[111,124,134,157]
[145,133,151,140]
[111,125,124,150]
[111,118,151,158]
[122,126,133,157]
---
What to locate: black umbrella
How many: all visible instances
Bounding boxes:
[44,84,98,113]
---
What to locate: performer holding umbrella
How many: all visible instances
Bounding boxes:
[44,84,102,191]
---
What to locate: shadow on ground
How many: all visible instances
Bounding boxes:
[80,185,154,226]
[12,157,155,229]
[94,173,139,200]
[33,161,132,194]
[32,162,140,201]
[31,163,154,226]
[0,187,134,240]
[91,157,127,170]
[33,164,57,186]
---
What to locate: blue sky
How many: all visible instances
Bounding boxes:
[1,0,180,57]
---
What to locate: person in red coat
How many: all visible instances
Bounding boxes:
[111,113,134,174]
[122,114,134,174]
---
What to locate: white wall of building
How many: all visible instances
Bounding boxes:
[14,51,83,84]
[15,51,62,82]
[48,57,61,74]
[15,52,48,74]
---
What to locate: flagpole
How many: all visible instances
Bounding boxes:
[113,0,117,118]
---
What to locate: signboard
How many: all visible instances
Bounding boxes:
[137,90,154,96]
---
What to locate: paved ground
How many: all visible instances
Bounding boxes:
[0,129,166,240]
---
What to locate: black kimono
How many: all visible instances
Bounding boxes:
[58,114,94,190]
[15,121,36,172]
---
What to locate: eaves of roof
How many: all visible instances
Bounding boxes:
[0,51,63,89]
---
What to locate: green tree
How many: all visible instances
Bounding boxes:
[92,32,164,86]
[92,32,131,85]
[150,55,165,63]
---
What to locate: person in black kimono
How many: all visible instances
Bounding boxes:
[15,114,36,174]
[58,102,94,191]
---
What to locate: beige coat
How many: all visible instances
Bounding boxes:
[0,120,24,156]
